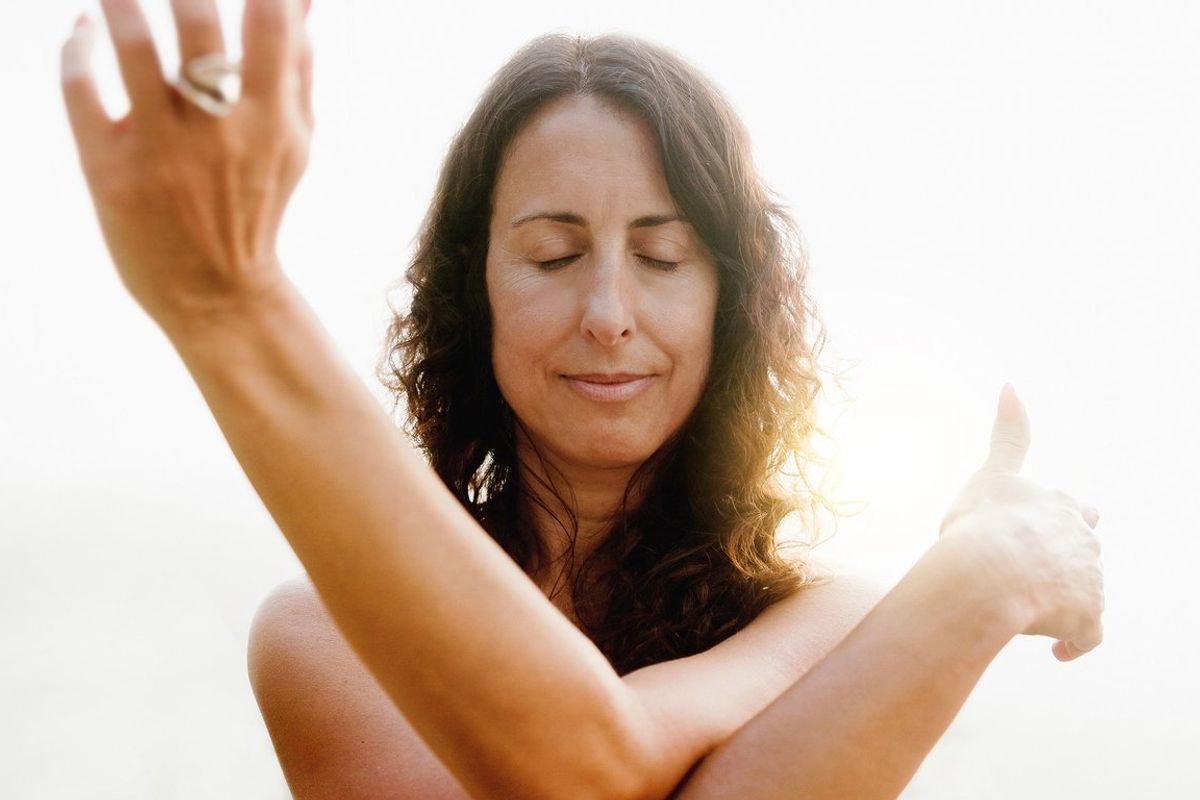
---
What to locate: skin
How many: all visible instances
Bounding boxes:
[61,3,1106,796]
[485,94,719,583]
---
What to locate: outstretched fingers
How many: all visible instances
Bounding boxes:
[241,0,303,106]
[99,0,170,116]
[298,27,313,128]
[169,0,227,66]
[61,15,111,162]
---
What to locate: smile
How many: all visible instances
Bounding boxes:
[562,375,655,402]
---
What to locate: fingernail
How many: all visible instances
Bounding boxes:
[68,11,94,46]
[62,22,92,78]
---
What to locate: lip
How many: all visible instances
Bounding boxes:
[562,374,655,402]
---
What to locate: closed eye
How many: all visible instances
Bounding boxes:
[537,255,581,270]
[535,255,680,272]
[637,255,680,272]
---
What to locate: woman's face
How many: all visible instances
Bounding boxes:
[486,94,719,471]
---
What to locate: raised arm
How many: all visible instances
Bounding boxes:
[166,279,645,800]
[60,4,642,799]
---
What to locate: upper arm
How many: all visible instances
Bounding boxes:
[247,575,473,800]
[620,562,890,800]
[246,566,888,800]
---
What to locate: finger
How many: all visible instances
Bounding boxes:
[242,0,300,104]
[1052,621,1103,662]
[298,28,313,128]
[1052,640,1080,661]
[61,14,112,157]
[99,0,169,115]
[1081,503,1100,529]
[984,382,1031,475]
[169,0,226,65]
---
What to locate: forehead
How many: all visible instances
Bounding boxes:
[491,94,679,224]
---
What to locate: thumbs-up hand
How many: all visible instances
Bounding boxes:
[938,384,1105,661]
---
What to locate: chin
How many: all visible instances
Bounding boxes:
[556,428,663,470]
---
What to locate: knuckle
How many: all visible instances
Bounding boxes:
[1053,505,1080,526]
[1051,488,1079,509]
[210,122,247,159]
[1090,577,1105,612]
[109,15,153,45]
[993,430,1028,449]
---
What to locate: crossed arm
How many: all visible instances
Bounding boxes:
[165,277,1023,800]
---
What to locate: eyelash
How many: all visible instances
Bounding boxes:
[537,255,680,272]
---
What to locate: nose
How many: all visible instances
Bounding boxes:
[579,256,636,346]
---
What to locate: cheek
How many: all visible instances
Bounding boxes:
[656,283,717,364]
[488,273,574,391]
[489,276,571,354]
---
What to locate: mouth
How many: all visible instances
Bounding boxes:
[561,373,656,402]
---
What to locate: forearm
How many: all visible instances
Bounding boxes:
[673,536,1024,800]
[159,277,639,800]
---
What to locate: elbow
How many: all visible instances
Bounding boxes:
[486,740,649,800]
[558,765,652,800]
[591,689,677,800]
[577,752,657,800]
[548,689,661,800]
[470,688,654,800]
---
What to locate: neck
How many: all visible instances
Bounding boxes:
[512,433,650,588]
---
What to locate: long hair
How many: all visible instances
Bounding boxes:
[376,31,856,675]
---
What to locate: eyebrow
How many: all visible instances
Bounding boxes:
[509,211,685,230]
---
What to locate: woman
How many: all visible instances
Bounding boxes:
[60,2,1104,798]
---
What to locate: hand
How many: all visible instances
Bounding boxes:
[938,384,1105,662]
[60,0,313,329]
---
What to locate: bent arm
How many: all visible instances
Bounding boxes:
[160,277,642,800]
[664,536,1025,800]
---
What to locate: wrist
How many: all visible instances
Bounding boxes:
[926,532,1033,639]
[155,267,298,345]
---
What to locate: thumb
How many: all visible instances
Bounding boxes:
[984,382,1030,474]
[1052,639,1082,661]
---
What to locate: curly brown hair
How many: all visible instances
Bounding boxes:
[376,31,855,676]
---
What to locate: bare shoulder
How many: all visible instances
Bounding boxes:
[753,554,891,672]
[771,552,891,629]
[244,561,891,800]
[248,574,472,800]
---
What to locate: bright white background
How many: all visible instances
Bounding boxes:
[2,1,1197,797]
